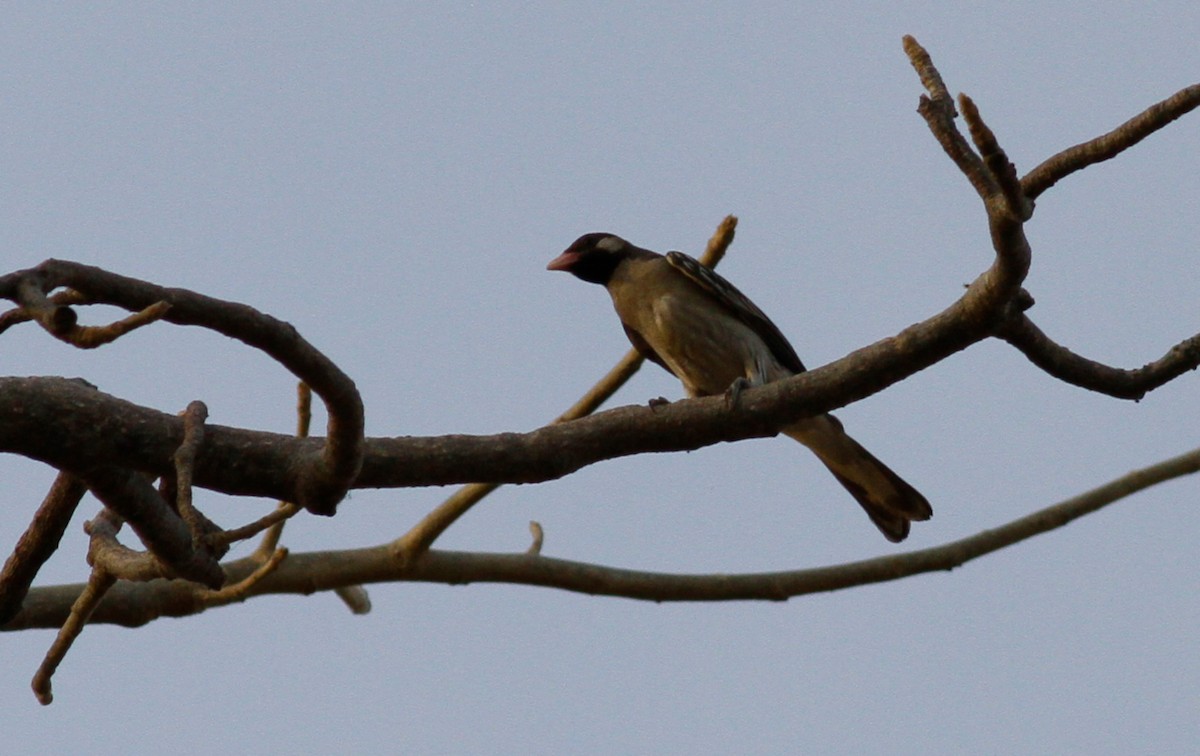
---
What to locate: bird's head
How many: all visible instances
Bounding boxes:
[546,233,631,285]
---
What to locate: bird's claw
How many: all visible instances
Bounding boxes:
[648,396,670,410]
[724,377,751,410]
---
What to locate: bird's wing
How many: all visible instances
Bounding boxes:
[665,251,806,374]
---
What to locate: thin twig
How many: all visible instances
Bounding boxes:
[0,288,88,335]
[174,401,209,547]
[254,383,313,558]
[901,35,953,108]
[211,503,300,550]
[332,585,371,615]
[197,548,288,604]
[1022,83,1200,199]
[526,521,544,556]
[69,301,173,349]
[9,444,1198,628]
[998,313,1200,400]
[30,567,116,704]
[15,277,77,334]
[85,509,168,582]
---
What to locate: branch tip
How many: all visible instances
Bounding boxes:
[903,34,954,111]
[527,521,545,555]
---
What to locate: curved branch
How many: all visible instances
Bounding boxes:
[998,313,1200,400]
[7,445,1196,628]
[0,261,363,516]
[77,466,225,588]
[1022,83,1200,199]
[29,567,115,704]
[85,509,172,582]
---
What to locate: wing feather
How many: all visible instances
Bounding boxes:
[665,251,806,374]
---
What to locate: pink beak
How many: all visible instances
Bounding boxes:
[546,250,580,271]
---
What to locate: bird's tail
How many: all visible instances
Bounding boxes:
[784,414,931,543]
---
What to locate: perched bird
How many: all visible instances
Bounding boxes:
[547,232,931,542]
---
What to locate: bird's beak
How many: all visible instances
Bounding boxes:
[546,251,579,272]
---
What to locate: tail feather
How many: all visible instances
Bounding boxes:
[784,414,931,543]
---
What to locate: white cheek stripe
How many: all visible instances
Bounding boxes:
[596,236,624,252]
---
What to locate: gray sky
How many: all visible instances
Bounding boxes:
[3,4,1198,753]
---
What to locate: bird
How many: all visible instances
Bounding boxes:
[547,232,931,542]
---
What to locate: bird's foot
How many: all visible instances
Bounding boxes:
[648,396,670,410]
[724,377,752,410]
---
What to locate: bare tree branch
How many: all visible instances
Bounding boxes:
[7,444,1197,628]
[0,472,86,624]
[196,547,288,605]
[1022,83,1200,199]
[29,566,116,704]
[85,509,174,582]
[173,400,209,546]
[249,383,312,557]
[998,313,1200,400]
[903,35,995,200]
[0,260,364,516]
[0,287,88,335]
[526,521,545,556]
[958,93,1031,221]
[77,466,224,588]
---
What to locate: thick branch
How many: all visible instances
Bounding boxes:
[0,185,1040,501]
[0,260,364,516]
[0,273,993,498]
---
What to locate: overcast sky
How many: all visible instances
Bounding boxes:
[2,4,1198,754]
